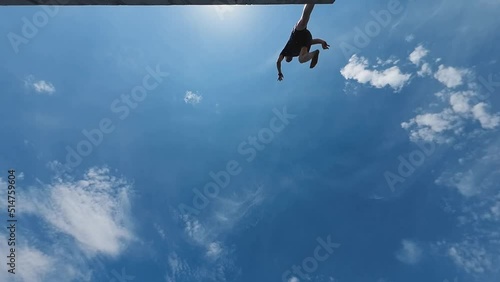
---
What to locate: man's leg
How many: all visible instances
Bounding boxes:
[298,46,319,68]
[295,4,315,31]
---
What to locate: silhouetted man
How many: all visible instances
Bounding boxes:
[277,4,331,81]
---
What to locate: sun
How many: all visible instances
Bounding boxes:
[211,4,237,20]
[192,4,255,34]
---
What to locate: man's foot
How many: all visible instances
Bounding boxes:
[310,50,320,68]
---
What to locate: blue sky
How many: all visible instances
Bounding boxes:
[0,0,500,281]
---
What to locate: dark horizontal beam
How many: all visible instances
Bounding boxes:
[1,0,334,5]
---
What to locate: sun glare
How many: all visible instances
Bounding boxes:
[191,4,254,34]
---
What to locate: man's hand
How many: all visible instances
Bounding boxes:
[322,41,330,50]
[277,55,284,81]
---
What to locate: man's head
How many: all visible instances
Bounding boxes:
[285,56,293,62]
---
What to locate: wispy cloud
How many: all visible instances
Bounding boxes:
[0,173,118,281]
[171,184,265,281]
[166,252,197,282]
[396,240,423,265]
[184,91,203,105]
[376,57,400,67]
[436,170,477,197]
[405,34,415,42]
[24,75,56,94]
[432,135,500,277]
[22,167,135,257]
[0,239,55,282]
[448,242,494,274]
[154,223,167,240]
[206,241,223,258]
[417,62,432,77]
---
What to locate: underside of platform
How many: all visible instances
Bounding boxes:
[1,0,334,5]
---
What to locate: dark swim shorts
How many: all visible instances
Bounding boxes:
[280,28,313,57]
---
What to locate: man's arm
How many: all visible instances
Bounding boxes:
[277,54,284,81]
[311,38,326,45]
[311,38,330,49]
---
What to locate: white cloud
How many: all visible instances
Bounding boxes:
[414,111,455,132]
[168,253,183,275]
[402,66,500,143]
[0,176,98,282]
[417,63,432,77]
[288,277,300,282]
[166,252,197,282]
[405,34,415,42]
[165,246,237,282]
[435,170,478,197]
[25,75,56,94]
[434,65,470,88]
[454,171,477,197]
[181,184,264,246]
[376,57,399,66]
[436,139,500,199]
[472,103,500,129]
[448,243,493,273]
[183,216,207,245]
[449,93,471,114]
[19,246,55,281]
[401,109,460,143]
[173,184,265,281]
[23,167,134,257]
[343,80,361,95]
[409,45,429,66]
[396,240,423,265]
[184,91,202,105]
[0,240,55,282]
[206,242,222,258]
[154,223,167,240]
[46,160,67,176]
[340,55,411,92]
[33,80,56,93]
[490,201,500,219]
[433,138,500,276]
